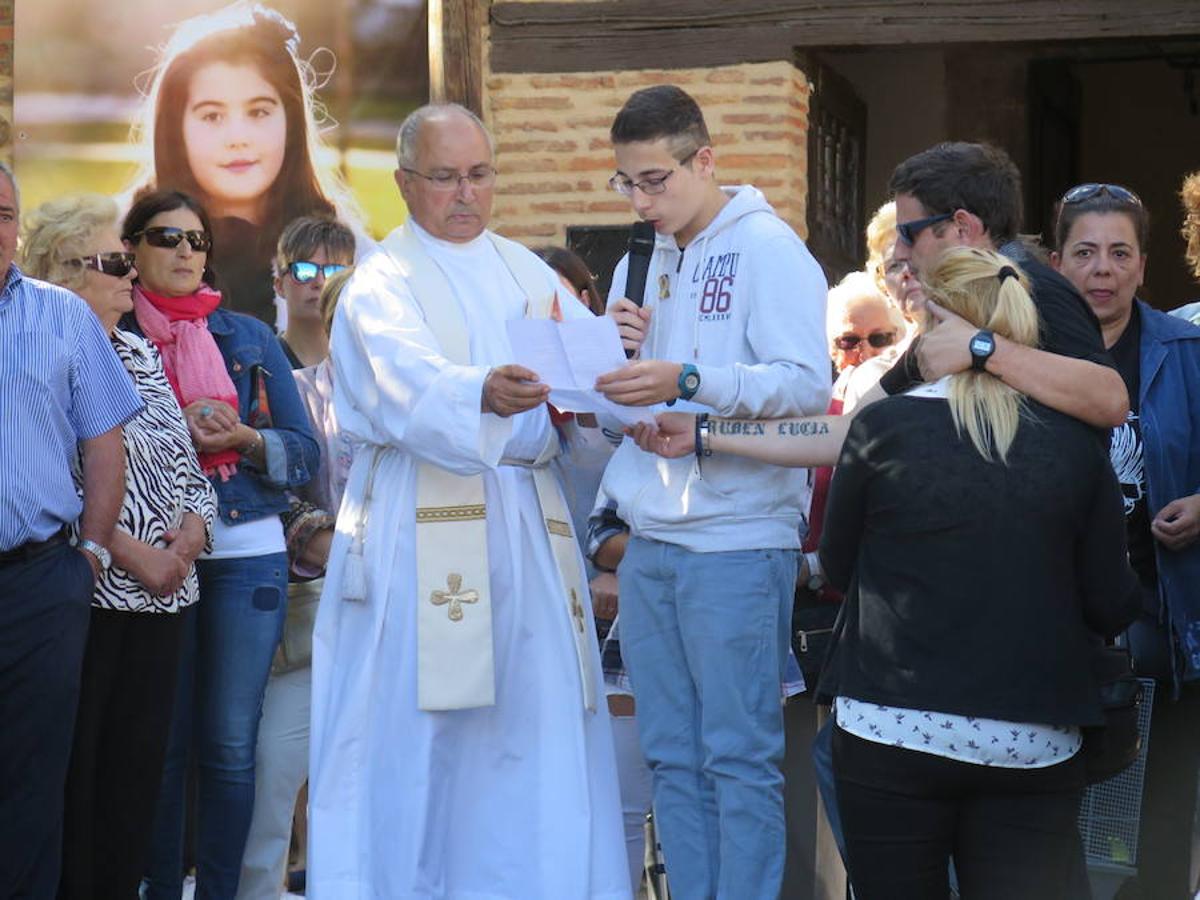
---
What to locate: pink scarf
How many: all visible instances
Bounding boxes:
[133,284,241,480]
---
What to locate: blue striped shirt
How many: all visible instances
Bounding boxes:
[0,265,144,550]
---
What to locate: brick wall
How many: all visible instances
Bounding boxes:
[0,1,11,165]
[483,60,811,244]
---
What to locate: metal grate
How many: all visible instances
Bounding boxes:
[1078,678,1156,872]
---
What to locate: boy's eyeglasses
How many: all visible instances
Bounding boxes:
[70,252,136,278]
[609,150,699,197]
[835,331,898,351]
[402,166,497,192]
[896,213,954,246]
[129,227,212,253]
[288,261,348,284]
[1060,183,1142,207]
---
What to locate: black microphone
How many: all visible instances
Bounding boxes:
[623,221,656,358]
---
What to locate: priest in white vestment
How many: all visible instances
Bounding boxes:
[309,104,631,899]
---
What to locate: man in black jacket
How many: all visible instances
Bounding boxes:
[884,141,1128,430]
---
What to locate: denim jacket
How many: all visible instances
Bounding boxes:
[1136,301,1200,680]
[121,306,319,526]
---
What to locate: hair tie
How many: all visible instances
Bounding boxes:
[997,266,1018,284]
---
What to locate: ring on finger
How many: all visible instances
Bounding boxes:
[200,405,213,418]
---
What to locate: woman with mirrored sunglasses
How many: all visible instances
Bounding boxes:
[273,216,355,368]
[120,189,320,900]
[235,216,354,899]
[1051,183,1200,899]
[19,192,218,899]
[122,3,368,328]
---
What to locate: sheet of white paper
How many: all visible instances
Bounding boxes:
[557,318,630,387]
[505,318,575,387]
[506,317,655,426]
[547,387,654,427]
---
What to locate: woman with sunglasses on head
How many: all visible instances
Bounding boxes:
[1051,182,1200,900]
[118,189,320,900]
[18,193,217,899]
[125,3,367,327]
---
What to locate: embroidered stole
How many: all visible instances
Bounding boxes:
[382,223,596,713]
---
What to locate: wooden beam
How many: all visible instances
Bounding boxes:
[430,0,485,114]
[490,0,1200,73]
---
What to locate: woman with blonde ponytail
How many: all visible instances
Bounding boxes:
[630,245,1143,894]
[806,247,1142,900]
[922,247,1040,462]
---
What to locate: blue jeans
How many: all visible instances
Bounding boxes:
[143,553,287,900]
[619,537,796,900]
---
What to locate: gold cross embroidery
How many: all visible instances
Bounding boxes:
[430,573,479,622]
[569,588,586,634]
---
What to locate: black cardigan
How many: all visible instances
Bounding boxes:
[817,394,1140,727]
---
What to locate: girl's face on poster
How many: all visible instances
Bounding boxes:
[183,60,288,221]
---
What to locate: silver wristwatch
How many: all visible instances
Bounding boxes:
[77,538,112,573]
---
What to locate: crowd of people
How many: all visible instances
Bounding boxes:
[2,5,1200,900]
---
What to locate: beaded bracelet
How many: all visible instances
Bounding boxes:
[695,413,713,468]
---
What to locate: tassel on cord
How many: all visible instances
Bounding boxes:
[341,531,367,602]
[341,448,378,603]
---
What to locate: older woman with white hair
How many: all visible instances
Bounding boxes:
[825,270,905,412]
[19,193,216,900]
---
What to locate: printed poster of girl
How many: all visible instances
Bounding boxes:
[15,0,425,325]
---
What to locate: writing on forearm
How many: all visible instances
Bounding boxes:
[713,419,767,436]
[777,421,830,437]
[711,418,831,439]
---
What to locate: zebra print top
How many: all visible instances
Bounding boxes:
[81,329,217,613]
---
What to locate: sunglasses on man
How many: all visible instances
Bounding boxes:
[896,213,954,246]
[128,227,212,253]
[835,331,898,351]
[70,252,137,278]
[288,261,348,284]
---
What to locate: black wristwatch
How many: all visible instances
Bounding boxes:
[969,330,996,371]
[677,363,701,401]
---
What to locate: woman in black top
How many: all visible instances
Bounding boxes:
[817,247,1139,900]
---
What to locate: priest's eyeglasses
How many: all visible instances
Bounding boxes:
[402,166,497,191]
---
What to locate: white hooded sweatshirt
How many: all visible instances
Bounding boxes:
[600,185,830,552]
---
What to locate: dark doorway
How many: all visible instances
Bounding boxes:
[1027,48,1200,309]
[801,54,868,285]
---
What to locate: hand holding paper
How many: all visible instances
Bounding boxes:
[482,364,550,418]
[594,360,685,407]
[506,317,655,426]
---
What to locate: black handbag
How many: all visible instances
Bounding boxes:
[792,592,840,690]
[1080,644,1143,785]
